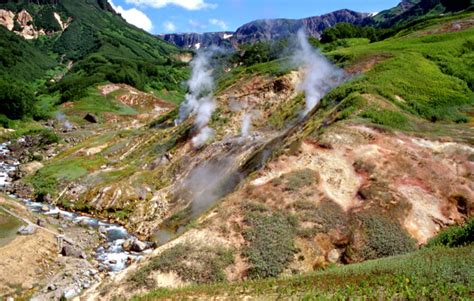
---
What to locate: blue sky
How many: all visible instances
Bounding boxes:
[108,0,401,34]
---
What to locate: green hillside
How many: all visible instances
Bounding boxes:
[0,0,188,125]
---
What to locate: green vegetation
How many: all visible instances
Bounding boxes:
[321,22,394,43]
[129,243,234,287]
[272,168,318,191]
[0,209,23,247]
[0,80,36,120]
[136,245,473,300]
[427,218,474,248]
[243,208,298,279]
[322,17,474,128]
[356,213,417,260]
[28,155,106,197]
[0,0,188,128]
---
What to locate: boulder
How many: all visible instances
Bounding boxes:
[131,240,147,252]
[61,245,84,258]
[83,113,99,123]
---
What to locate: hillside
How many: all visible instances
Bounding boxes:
[0,0,473,300]
[0,0,187,125]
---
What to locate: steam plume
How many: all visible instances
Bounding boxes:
[55,112,72,130]
[176,51,217,147]
[241,113,252,138]
[293,29,345,115]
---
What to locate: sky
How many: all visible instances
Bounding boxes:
[108,0,401,34]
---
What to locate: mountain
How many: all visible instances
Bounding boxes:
[372,0,473,27]
[160,9,370,49]
[0,0,187,120]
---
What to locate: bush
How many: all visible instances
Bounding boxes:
[0,79,36,119]
[359,213,416,260]
[243,211,298,279]
[129,243,234,287]
[427,219,474,248]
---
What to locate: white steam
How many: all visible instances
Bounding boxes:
[241,113,252,138]
[293,29,345,115]
[55,112,72,130]
[176,51,217,148]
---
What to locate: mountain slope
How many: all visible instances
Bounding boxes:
[160,9,369,49]
[21,11,470,299]
[0,0,187,122]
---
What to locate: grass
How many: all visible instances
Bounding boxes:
[63,87,138,121]
[322,17,474,128]
[27,155,106,197]
[0,209,23,247]
[134,244,474,300]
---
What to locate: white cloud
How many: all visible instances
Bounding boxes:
[125,0,217,10]
[209,18,228,30]
[109,0,153,32]
[163,21,176,32]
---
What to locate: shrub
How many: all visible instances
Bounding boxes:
[359,213,416,260]
[0,79,36,119]
[426,219,474,248]
[129,243,234,287]
[243,211,298,279]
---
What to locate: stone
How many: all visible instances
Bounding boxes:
[18,224,37,235]
[61,245,84,258]
[36,218,46,227]
[109,259,117,264]
[131,240,147,252]
[83,113,99,123]
[122,239,133,252]
[41,205,50,212]
[327,249,341,264]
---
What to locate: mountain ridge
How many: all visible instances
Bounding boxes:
[160,9,370,49]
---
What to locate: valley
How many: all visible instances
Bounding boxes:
[0,0,473,300]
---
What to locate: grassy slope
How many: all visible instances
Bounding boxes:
[321,12,474,135]
[135,245,473,299]
[0,26,57,82]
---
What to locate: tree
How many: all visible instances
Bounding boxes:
[0,79,36,119]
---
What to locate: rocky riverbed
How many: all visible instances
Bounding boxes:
[0,140,152,299]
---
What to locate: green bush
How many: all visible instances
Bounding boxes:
[129,243,234,287]
[0,79,36,120]
[243,211,298,279]
[427,219,474,248]
[359,213,417,260]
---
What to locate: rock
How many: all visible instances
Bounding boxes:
[41,205,50,212]
[6,297,14,301]
[98,225,107,234]
[47,284,57,291]
[122,239,133,252]
[61,245,84,258]
[109,259,117,264]
[36,218,46,227]
[131,240,147,252]
[327,249,341,263]
[83,113,99,123]
[18,224,37,235]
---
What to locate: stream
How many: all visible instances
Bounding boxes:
[0,140,151,273]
